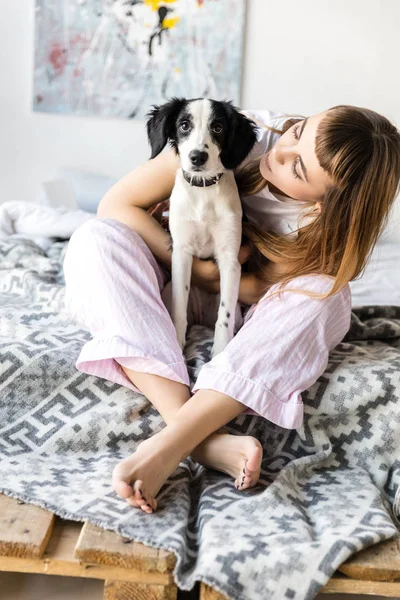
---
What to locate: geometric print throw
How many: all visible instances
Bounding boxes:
[1,235,399,600]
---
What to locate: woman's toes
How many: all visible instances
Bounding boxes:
[112,477,133,500]
[133,481,148,505]
[235,473,253,491]
[234,443,263,491]
[246,443,263,472]
[112,461,134,499]
[125,485,143,508]
[121,481,158,513]
[125,481,148,508]
[126,495,141,508]
[140,495,157,514]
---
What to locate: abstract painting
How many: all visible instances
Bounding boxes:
[33,0,246,119]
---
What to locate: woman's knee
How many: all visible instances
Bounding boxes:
[65,217,162,276]
[63,216,167,310]
[67,217,145,260]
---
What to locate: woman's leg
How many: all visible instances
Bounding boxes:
[111,273,351,513]
[64,218,262,512]
[112,387,252,512]
[63,217,190,393]
[115,368,262,512]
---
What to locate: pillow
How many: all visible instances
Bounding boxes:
[38,168,118,213]
[349,240,400,306]
[380,196,400,243]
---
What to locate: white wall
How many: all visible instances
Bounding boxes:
[0,0,399,237]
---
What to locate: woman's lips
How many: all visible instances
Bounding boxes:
[265,152,272,172]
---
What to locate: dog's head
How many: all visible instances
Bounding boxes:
[146,97,258,175]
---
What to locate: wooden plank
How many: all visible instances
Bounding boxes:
[337,536,400,581]
[0,494,55,559]
[104,581,177,600]
[200,585,226,600]
[0,518,173,585]
[321,574,400,596]
[200,574,400,599]
[75,522,176,573]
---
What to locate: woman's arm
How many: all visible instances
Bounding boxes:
[98,149,179,213]
[97,150,219,283]
[238,273,268,305]
[200,272,267,306]
[202,259,294,306]
[97,150,178,267]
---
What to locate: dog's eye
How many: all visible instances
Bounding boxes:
[179,121,190,132]
[212,124,223,134]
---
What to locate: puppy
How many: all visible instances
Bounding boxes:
[146,97,257,357]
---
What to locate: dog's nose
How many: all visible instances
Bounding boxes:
[189,150,208,167]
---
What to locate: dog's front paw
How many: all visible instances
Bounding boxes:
[211,329,231,358]
[174,322,187,351]
[177,332,186,351]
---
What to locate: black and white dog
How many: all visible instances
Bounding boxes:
[146,97,257,357]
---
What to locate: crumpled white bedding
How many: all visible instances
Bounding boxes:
[349,241,400,306]
[0,200,94,252]
[0,200,399,307]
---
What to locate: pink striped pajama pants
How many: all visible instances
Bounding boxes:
[63,217,352,430]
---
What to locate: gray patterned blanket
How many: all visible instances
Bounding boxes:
[1,235,400,600]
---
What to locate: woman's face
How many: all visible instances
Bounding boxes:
[259,111,334,205]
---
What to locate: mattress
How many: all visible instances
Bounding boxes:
[350,241,400,307]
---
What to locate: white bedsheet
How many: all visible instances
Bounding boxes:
[0,201,94,252]
[1,201,398,307]
[350,241,400,306]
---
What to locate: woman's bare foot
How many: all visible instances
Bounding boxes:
[112,429,185,513]
[192,432,263,491]
[112,431,263,513]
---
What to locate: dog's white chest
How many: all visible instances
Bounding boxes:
[169,170,241,259]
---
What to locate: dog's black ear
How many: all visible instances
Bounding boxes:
[219,101,258,170]
[146,97,187,159]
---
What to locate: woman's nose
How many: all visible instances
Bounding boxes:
[272,144,294,165]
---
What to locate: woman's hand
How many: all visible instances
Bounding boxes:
[148,200,169,224]
[191,244,269,305]
[192,269,267,306]
[191,244,253,290]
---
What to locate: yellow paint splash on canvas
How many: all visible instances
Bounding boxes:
[145,0,177,11]
[163,17,180,28]
[144,0,180,28]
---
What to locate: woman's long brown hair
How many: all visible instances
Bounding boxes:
[235,105,400,299]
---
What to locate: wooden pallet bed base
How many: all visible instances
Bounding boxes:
[1,493,400,599]
[200,576,400,599]
[200,536,400,599]
[0,494,177,599]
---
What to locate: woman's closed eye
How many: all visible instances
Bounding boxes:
[292,123,305,181]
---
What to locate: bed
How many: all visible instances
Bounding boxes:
[1,200,400,600]
[349,240,400,307]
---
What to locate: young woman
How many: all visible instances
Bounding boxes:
[63,105,400,514]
